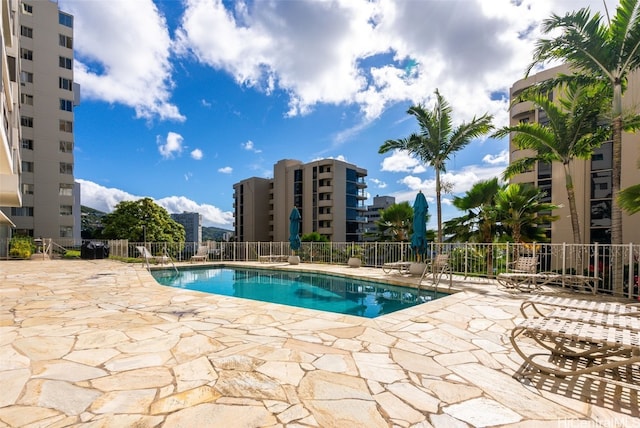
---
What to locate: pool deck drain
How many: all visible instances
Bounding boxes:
[0,259,637,427]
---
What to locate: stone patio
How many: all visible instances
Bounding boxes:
[0,259,637,427]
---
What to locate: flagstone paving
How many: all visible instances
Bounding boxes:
[0,259,638,427]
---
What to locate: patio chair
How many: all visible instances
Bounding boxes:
[190,245,209,263]
[136,246,170,265]
[496,256,546,292]
[520,295,640,319]
[421,254,452,288]
[382,261,412,274]
[510,316,640,378]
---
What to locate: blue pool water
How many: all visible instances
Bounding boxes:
[151,267,447,318]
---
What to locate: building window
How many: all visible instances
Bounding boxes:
[59,141,73,153]
[59,34,73,49]
[22,183,34,195]
[21,93,34,105]
[21,48,33,61]
[59,12,73,28]
[21,116,34,127]
[59,56,72,70]
[11,206,34,216]
[20,71,33,84]
[59,77,73,91]
[60,162,73,174]
[60,99,73,112]
[59,120,73,132]
[59,183,74,196]
[60,226,73,238]
[22,161,34,172]
[21,26,33,38]
[22,139,34,150]
[22,3,33,14]
[60,205,73,216]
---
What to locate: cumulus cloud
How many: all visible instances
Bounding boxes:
[483,149,509,165]
[218,166,233,174]
[369,178,387,189]
[59,0,183,121]
[76,179,233,228]
[380,150,426,174]
[158,132,184,159]
[242,140,262,153]
[191,148,204,160]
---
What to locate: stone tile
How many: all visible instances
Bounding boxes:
[352,352,406,383]
[298,370,371,400]
[32,361,107,382]
[387,382,440,413]
[0,345,30,370]
[12,336,74,360]
[91,367,173,391]
[0,369,30,407]
[443,397,522,426]
[64,348,120,366]
[32,380,101,415]
[433,351,478,367]
[214,370,287,400]
[391,348,450,377]
[173,356,218,392]
[256,361,305,385]
[421,379,483,405]
[374,391,426,425]
[304,399,388,428]
[0,405,62,428]
[163,403,277,427]
[103,351,170,372]
[276,403,309,424]
[150,385,221,414]
[91,388,156,414]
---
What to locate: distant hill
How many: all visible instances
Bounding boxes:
[81,205,232,241]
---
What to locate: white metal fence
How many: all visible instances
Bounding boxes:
[1,238,638,300]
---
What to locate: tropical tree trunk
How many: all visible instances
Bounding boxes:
[562,163,582,245]
[435,169,443,243]
[611,84,624,295]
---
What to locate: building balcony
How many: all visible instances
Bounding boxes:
[318,199,333,207]
[318,171,332,179]
[318,227,332,235]
[318,213,332,221]
[356,178,367,188]
[510,100,534,118]
[0,172,21,207]
[318,185,333,193]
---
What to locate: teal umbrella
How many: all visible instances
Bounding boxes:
[289,207,301,252]
[411,191,428,261]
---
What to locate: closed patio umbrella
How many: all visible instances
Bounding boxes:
[289,207,301,253]
[411,191,428,261]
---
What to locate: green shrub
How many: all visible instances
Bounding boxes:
[9,237,34,259]
[63,250,81,259]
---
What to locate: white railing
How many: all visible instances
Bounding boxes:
[1,238,637,300]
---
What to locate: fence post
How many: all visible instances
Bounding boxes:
[628,242,634,300]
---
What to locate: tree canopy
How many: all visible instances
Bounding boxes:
[101,198,185,242]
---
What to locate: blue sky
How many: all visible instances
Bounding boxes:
[59,0,614,231]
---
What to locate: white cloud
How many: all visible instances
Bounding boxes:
[158,132,184,159]
[242,140,262,153]
[191,148,204,160]
[380,150,426,174]
[218,166,233,174]
[483,149,509,165]
[76,179,233,228]
[59,0,184,121]
[369,178,387,189]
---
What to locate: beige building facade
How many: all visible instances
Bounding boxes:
[0,0,22,242]
[0,0,78,240]
[509,64,640,244]
[234,158,367,242]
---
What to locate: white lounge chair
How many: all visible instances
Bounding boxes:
[191,246,209,263]
[136,246,170,265]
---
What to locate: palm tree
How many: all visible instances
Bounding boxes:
[528,0,640,245]
[370,202,413,242]
[493,84,609,244]
[444,178,503,244]
[494,183,559,244]
[379,89,493,243]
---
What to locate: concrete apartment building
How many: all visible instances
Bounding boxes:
[363,195,395,240]
[234,158,368,242]
[171,211,202,243]
[0,0,78,240]
[0,0,22,243]
[509,64,640,244]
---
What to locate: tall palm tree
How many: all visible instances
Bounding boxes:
[528,0,640,245]
[494,183,559,244]
[379,89,493,243]
[493,84,609,244]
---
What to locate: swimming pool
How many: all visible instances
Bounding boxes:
[151,267,447,318]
